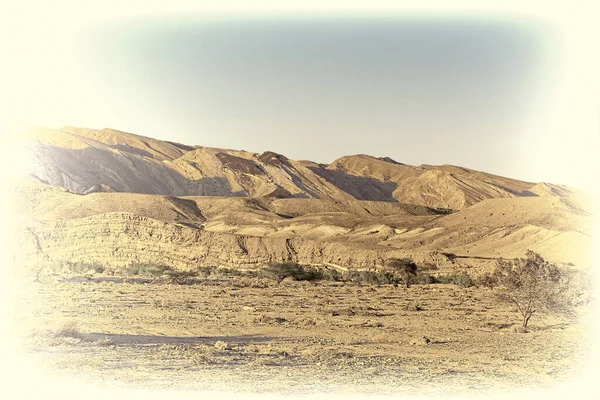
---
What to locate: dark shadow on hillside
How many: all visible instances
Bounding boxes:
[307,167,398,202]
[112,144,154,159]
[29,143,246,197]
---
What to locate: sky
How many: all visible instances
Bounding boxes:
[2,2,598,191]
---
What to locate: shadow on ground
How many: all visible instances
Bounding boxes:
[78,333,274,346]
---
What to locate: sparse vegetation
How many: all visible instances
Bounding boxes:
[482,250,574,330]
[164,269,199,285]
[434,272,474,288]
[412,272,474,287]
[384,258,418,288]
[476,272,498,289]
[259,262,323,284]
[19,256,590,392]
[343,270,399,286]
[60,260,108,275]
[123,262,171,276]
[414,273,436,285]
[321,268,345,282]
[419,262,438,271]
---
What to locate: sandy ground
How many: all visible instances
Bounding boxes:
[8,273,595,397]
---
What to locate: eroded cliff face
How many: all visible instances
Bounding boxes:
[15,212,453,271]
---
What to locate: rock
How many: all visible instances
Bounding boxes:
[403,303,422,311]
[214,341,229,350]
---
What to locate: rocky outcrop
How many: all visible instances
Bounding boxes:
[15,212,449,271]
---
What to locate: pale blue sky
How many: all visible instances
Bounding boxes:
[7,12,596,189]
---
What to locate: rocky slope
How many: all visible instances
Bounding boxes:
[21,126,581,210]
[11,176,592,272]
[10,126,592,273]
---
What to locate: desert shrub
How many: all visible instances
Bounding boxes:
[414,273,436,285]
[340,270,399,286]
[476,272,498,289]
[217,267,245,277]
[385,258,418,288]
[123,263,171,276]
[164,269,198,285]
[59,260,107,274]
[375,271,399,285]
[321,268,344,282]
[92,264,105,274]
[123,263,141,276]
[340,270,359,283]
[435,272,474,288]
[260,262,324,284]
[119,263,201,284]
[489,250,575,329]
[142,264,170,276]
[566,269,595,306]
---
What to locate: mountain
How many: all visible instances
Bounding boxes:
[10,126,592,273]
[21,126,580,210]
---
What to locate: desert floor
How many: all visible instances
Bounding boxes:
[10,273,594,397]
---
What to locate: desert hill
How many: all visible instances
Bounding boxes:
[21,126,580,210]
[12,178,592,272]
[10,125,592,273]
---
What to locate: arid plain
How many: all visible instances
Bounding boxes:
[7,126,596,396]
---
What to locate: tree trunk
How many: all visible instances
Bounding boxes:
[522,312,532,329]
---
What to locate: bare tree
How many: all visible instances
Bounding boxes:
[488,250,572,330]
[385,258,418,288]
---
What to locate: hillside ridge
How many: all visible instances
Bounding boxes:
[21,126,581,210]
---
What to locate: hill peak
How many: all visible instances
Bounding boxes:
[20,125,582,209]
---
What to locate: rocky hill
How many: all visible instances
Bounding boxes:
[10,126,592,273]
[21,126,581,210]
